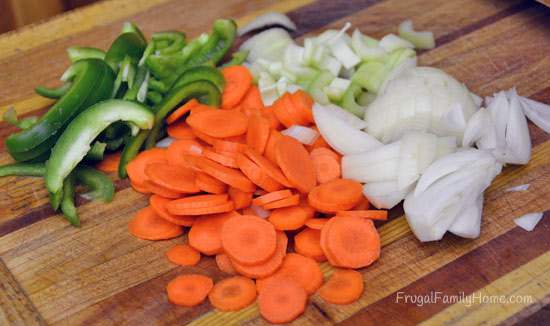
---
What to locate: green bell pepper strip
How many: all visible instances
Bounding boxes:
[49,188,63,211]
[84,141,107,161]
[122,22,146,41]
[123,65,149,101]
[152,31,186,55]
[185,19,236,67]
[45,99,154,194]
[181,33,209,61]
[172,65,225,92]
[67,46,105,63]
[8,137,57,162]
[340,83,368,117]
[105,135,126,151]
[0,162,45,177]
[138,42,155,66]
[6,59,115,159]
[35,83,72,99]
[60,173,79,226]
[113,56,137,97]
[3,107,38,130]
[146,91,163,105]
[104,32,147,72]
[148,78,168,93]
[76,166,114,202]
[221,50,249,67]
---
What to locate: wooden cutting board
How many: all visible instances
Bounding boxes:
[0,0,549,325]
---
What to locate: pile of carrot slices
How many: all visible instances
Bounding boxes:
[123,65,388,323]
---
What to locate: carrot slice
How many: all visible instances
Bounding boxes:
[305,218,328,230]
[354,196,371,210]
[166,99,199,124]
[231,231,287,279]
[239,85,264,113]
[131,181,151,194]
[203,148,239,168]
[262,106,282,130]
[289,90,314,124]
[325,215,380,269]
[168,201,234,216]
[320,217,340,266]
[228,187,253,209]
[195,172,228,194]
[308,126,330,150]
[267,204,314,231]
[244,148,292,188]
[246,115,271,154]
[272,92,305,128]
[256,253,323,294]
[337,210,388,220]
[192,129,218,145]
[188,211,240,255]
[236,153,283,192]
[95,151,121,173]
[166,274,213,307]
[319,269,364,305]
[188,109,249,138]
[264,129,283,163]
[258,277,307,324]
[166,139,203,169]
[195,156,256,192]
[262,194,300,210]
[126,148,167,187]
[216,254,237,275]
[251,189,293,207]
[145,163,199,193]
[295,228,326,262]
[221,65,253,109]
[208,276,257,311]
[128,206,182,240]
[167,122,197,140]
[275,136,316,193]
[149,195,195,226]
[213,139,247,153]
[221,215,277,265]
[310,147,341,184]
[166,244,201,266]
[166,194,228,210]
[143,180,182,198]
[308,178,363,213]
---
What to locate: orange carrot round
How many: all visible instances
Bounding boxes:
[166,244,201,266]
[230,231,287,279]
[262,106,282,130]
[228,187,253,209]
[203,148,239,168]
[221,65,253,109]
[267,204,314,230]
[308,178,363,213]
[246,115,271,154]
[192,129,218,145]
[272,92,306,127]
[128,206,182,240]
[264,129,283,163]
[319,269,364,305]
[208,276,257,311]
[310,147,341,184]
[337,210,388,220]
[188,211,240,255]
[213,139,247,153]
[145,162,199,193]
[166,99,199,124]
[143,180,182,198]
[262,194,300,210]
[305,218,329,230]
[131,181,151,194]
[258,276,307,324]
[239,85,264,113]
[149,195,195,226]
[252,189,293,207]
[216,254,237,275]
[166,274,213,307]
[167,122,197,140]
[244,148,292,188]
[188,108,249,138]
[195,156,256,192]
[126,148,167,187]
[289,90,314,124]
[166,139,203,169]
[195,172,228,194]
[275,135,317,193]
[95,151,121,173]
[295,228,325,262]
[256,253,323,294]
[236,153,283,192]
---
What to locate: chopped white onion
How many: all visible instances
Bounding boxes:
[281,125,319,145]
[240,28,294,62]
[519,96,550,133]
[441,103,467,132]
[156,137,174,148]
[238,12,297,36]
[505,184,530,192]
[462,107,492,147]
[448,194,483,238]
[514,212,543,232]
[363,181,413,209]
[250,205,271,219]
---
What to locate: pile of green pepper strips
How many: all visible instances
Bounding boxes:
[0,19,247,226]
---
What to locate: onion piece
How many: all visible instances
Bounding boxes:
[441,103,467,132]
[281,125,319,145]
[238,12,297,36]
[250,205,271,219]
[240,28,294,62]
[398,20,435,50]
[321,103,367,129]
[514,212,543,232]
[448,194,483,238]
[462,107,491,147]
[379,33,414,52]
[156,137,174,148]
[363,181,413,209]
[505,184,530,192]
[342,141,400,183]
[519,96,550,133]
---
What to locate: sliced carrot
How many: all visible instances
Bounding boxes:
[264,129,283,163]
[320,217,340,266]
[262,106,282,130]
[143,180,182,198]
[190,103,217,115]
[188,211,240,255]
[257,277,307,324]
[216,254,237,275]
[246,115,271,154]
[231,231,287,279]
[272,92,305,128]
[208,276,257,311]
[128,206,182,240]
[167,122,197,140]
[131,181,151,194]
[225,134,247,143]
[319,269,364,305]
[213,139,247,153]
[149,195,195,226]
[166,194,228,210]
[126,148,167,187]
[188,109,249,138]
[275,135,317,193]
[228,187,253,209]
[308,127,330,150]
[289,90,314,124]
[166,139,203,169]
[244,147,292,188]
[241,207,255,216]
[236,153,283,192]
[337,210,388,220]
[203,148,239,168]
[95,151,121,173]
[307,178,363,213]
[262,194,300,210]
[145,162,199,193]
[324,215,380,269]
[195,156,256,192]
[295,228,326,262]
[305,218,328,230]
[192,129,218,145]
[166,99,199,124]
[353,196,370,210]
[239,85,264,113]
[195,172,228,194]
[240,104,261,118]
[256,253,323,294]
[221,65,253,109]
[166,244,201,266]
[222,215,277,265]
[267,204,314,231]
[168,201,234,216]
[251,189,293,207]
[310,147,341,184]
[166,274,213,307]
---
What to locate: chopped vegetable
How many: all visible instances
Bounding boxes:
[208,276,257,311]
[166,244,201,266]
[188,211,239,255]
[294,228,326,262]
[514,212,544,232]
[238,12,297,36]
[308,178,363,213]
[268,204,314,230]
[128,206,182,240]
[257,277,307,324]
[398,20,435,49]
[319,269,364,304]
[166,274,213,307]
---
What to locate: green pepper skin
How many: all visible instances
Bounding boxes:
[105,32,147,72]
[0,163,45,177]
[6,59,115,160]
[45,99,154,194]
[67,46,105,63]
[123,64,149,101]
[185,19,236,67]
[35,83,72,99]
[122,22,146,41]
[84,141,107,161]
[152,31,186,55]
[49,188,63,211]
[172,66,225,92]
[222,50,249,67]
[76,166,115,202]
[146,91,163,105]
[60,173,80,227]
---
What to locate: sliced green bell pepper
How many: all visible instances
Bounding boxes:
[35,83,72,99]
[152,31,186,55]
[0,162,45,177]
[3,107,38,130]
[222,50,249,67]
[105,32,147,72]
[84,141,107,161]
[76,166,115,203]
[60,172,79,226]
[67,46,106,63]
[172,65,224,92]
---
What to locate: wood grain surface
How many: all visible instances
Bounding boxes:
[0,0,549,325]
